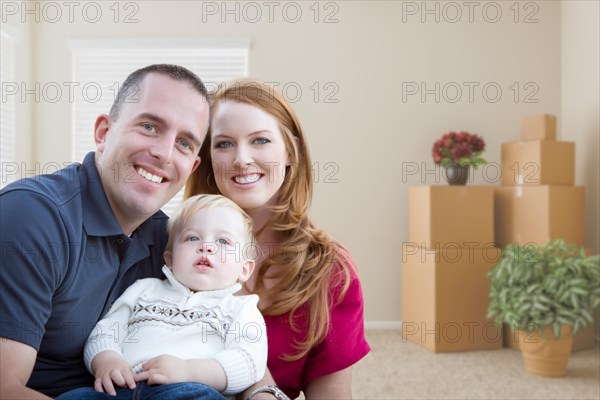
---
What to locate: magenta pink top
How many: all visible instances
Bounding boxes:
[263,251,370,398]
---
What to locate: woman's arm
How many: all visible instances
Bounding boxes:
[301,258,367,399]
[239,369,278,400]
[304,367,353,399]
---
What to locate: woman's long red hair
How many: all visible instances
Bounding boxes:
[185,79,352,360]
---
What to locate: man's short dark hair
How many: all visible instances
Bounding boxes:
[109,64,209,121]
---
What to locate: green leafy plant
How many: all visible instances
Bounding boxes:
[487,239,600,339]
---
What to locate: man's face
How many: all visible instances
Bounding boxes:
[94,73,209,233]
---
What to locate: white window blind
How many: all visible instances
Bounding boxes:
[1,29,16,189]
[71,40,249,216]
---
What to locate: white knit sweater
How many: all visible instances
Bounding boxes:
[84,266,267,395]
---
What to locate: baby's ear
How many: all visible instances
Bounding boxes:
[164,250,172,267]
[238,260,255,283]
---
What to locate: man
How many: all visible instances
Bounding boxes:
[0,64,210,398]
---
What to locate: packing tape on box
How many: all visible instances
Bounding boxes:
[517,174,525,185]
[516,186,523,197]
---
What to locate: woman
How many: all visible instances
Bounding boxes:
[185,79,370,399]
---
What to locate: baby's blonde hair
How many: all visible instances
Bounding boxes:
[165,194,258,260]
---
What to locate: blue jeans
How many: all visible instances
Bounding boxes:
[56,381,226,400]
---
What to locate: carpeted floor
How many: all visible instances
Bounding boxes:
[351,330,600,399]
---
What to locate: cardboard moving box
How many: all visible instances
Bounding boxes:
[501,140,575,186]
[494,186,585,247]
[401,244,502,352]
[409,186,494,249]
[521,114,557,141]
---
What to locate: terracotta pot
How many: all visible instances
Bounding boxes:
[444,164,469,185]
[517,325,573,377]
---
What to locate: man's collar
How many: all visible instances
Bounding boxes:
[79,152,124,237]
[79,152,168,246]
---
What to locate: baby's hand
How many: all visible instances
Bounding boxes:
[133,354,189,384]
[91,350,136,395]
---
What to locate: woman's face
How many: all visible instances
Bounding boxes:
[210,101,290,211]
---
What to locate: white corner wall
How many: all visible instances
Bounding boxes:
[8,1,586,324]
[561,0,600,254]
[2,20,33,167]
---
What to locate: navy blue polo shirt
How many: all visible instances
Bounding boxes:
[0,152,168,396]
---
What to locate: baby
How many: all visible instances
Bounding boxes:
[59,194,266,400]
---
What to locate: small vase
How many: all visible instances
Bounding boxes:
[444,164,469,185]
[518,325,573,377]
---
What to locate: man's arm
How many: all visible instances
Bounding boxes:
[0,190,65,397]
[0,338,51,399]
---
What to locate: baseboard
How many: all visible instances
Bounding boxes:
[365,321,402,330]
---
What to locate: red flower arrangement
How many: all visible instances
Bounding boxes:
[432,131,487,168]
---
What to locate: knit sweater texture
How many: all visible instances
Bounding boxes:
[84,266,267,394]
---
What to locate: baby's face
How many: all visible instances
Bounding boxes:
[166,206,252,291]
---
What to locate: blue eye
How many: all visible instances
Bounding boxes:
[142,123,156,132]
[215,141,233,149]
[216,238,230,245]
[253,137,270,145]
[186,235,200,242]
[179,140,192,151]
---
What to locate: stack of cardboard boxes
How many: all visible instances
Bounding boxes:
[402,186,502,352]
[495,114,595,351]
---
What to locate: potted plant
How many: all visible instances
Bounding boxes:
[432,131,487,185]
[487,239,600,377]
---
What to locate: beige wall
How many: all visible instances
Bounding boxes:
[7,1,596,324]
[561,0,600,255]
[2,18,33,166]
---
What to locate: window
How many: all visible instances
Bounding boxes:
[1,28,16,189]
[71,39,248,215]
